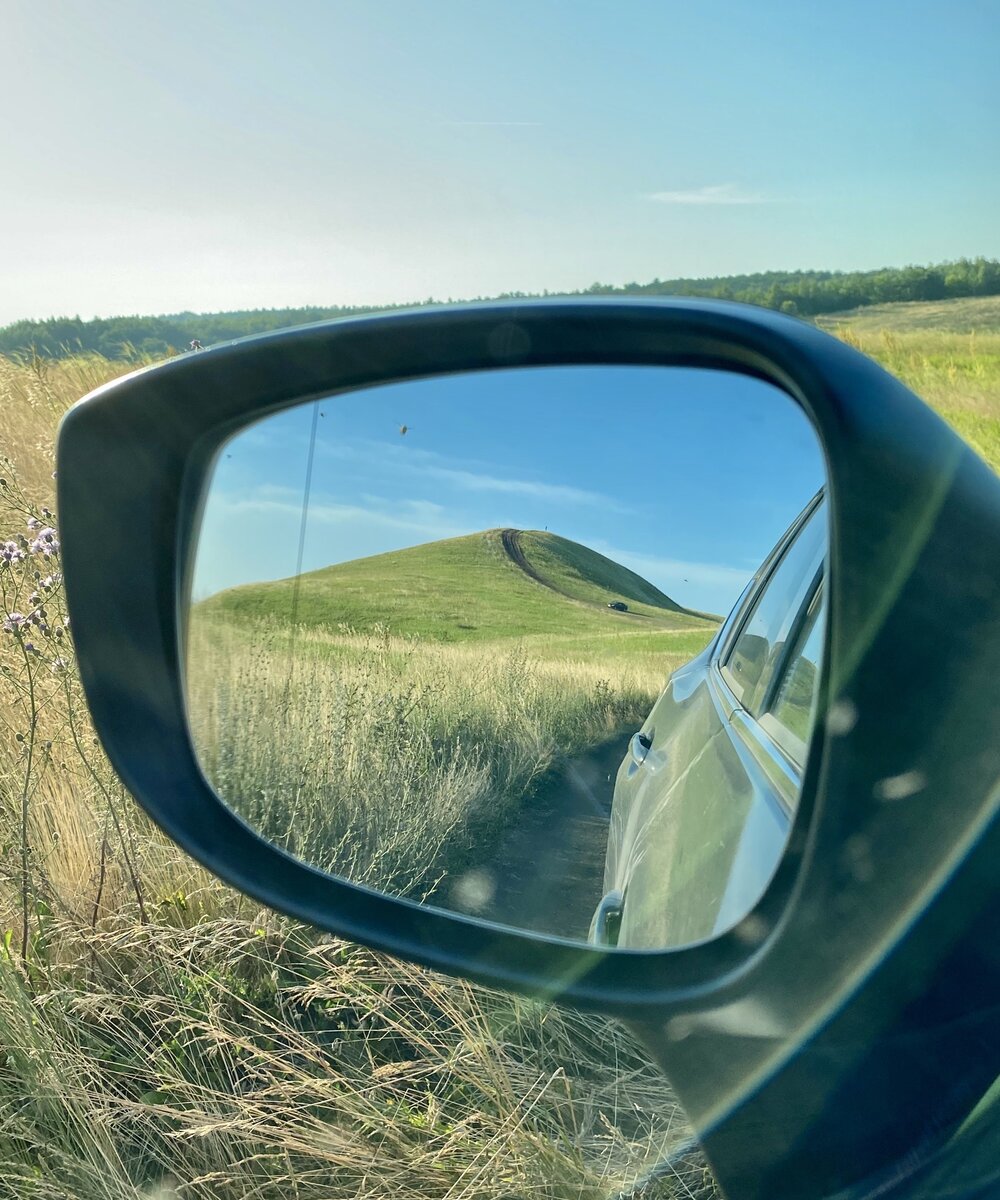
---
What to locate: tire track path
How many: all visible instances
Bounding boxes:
[468,736,626,941]
[499,527,650,621]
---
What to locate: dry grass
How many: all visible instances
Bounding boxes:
[0,354,126,510]
[2,320,994,1199]
[0,353,708,1199]
[833,328,1000,471]
[817,294,1000,335]
[186,615,674,897]
[0,917,708,1200]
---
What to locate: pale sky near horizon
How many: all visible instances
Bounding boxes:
[3,0,998,326]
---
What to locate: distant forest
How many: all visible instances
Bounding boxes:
[3,257,999,361]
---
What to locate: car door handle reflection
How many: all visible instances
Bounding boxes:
[589,890,624,947]
[630,732,652,767]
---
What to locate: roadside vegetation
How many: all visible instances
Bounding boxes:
[189,525,715,905]
[0,352,710,1200]
[1,296,998,1199]
[833,326,1000,471]
[186,616,698,903]
[3,258,998,360]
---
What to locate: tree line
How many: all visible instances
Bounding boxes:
[3,257,998,361]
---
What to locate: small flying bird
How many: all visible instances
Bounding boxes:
[398,424,410,436]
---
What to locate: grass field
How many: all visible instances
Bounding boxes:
[816,293,1000,334]
[0,354,714,1200]
[1,296,999,1199]
[189,524,715,912]
[190,516,716,902]
[186,615,707,903]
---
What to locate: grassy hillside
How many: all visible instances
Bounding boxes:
[187,525,717,894]
[818,294,1000,334]
[201,527,716,644]
[513,529,700,615]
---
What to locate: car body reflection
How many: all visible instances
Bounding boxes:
[594,493,827,949]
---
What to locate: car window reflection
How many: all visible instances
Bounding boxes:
[771,584,826,753]
[722,502,826,715]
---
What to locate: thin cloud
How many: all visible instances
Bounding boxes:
[214,493,469,542]
[646,183,773,206]
[425,465,628,510]
[317,438,629,512]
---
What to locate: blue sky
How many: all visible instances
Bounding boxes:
[3,1,998,325]
[192,366,824,615]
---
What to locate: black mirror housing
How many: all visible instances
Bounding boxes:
[57,300,1000,1200]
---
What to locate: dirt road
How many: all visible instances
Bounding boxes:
[455,735,626,941]
[500,527,557,592]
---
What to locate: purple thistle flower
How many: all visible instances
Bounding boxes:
[30,527,59,557]
[1,541,24,564]
[26,517,41,531]
[3,613,27,633]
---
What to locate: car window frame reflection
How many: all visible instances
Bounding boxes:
[760,581,826,768]
[713,492,827,789]
[718,501,827,714]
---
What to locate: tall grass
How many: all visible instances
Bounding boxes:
[186,615,670,898]
[0,353,127,509]
[1,316,996,1200]
[0,352,711,1199]
[834,328,1000,470]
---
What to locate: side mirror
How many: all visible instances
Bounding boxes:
[57,300,1000,1200]
[184,363,825,953]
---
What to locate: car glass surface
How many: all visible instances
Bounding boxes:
[721,503,826,716]
[767,583,826,764]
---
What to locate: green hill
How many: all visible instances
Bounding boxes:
[509,529,705,616]
[816,294,1000,334]
[199,528,717,643]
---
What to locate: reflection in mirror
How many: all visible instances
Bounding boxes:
[186,366,826,950]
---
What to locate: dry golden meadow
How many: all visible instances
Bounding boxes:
[1,316,997,1199]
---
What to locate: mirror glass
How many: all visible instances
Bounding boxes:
[186,365,826,950]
